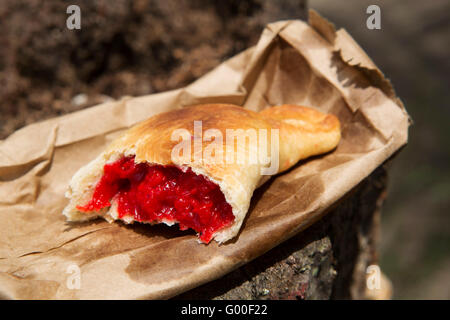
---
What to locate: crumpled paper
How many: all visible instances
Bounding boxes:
[0,11,410,299]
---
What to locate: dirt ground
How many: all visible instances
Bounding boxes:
[1,0,448,299]
[0,0,306,139]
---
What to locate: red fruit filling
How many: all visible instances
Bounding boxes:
[76,156,234,243]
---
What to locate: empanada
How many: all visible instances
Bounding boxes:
[63,104,340,243]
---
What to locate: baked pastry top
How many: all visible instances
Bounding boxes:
[63,104,341,243]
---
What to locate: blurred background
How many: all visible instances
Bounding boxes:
[0,0,448,299]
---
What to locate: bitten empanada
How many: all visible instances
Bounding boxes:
[63,104,340,243]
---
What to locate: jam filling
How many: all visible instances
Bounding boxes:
[77,156,234,243]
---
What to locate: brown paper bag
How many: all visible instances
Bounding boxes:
[0,11,410,299]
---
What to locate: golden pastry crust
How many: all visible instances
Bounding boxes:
[63,104,341,243]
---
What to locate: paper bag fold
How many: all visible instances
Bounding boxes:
[0,12,409,299]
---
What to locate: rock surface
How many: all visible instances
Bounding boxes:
[177,165,387,299]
